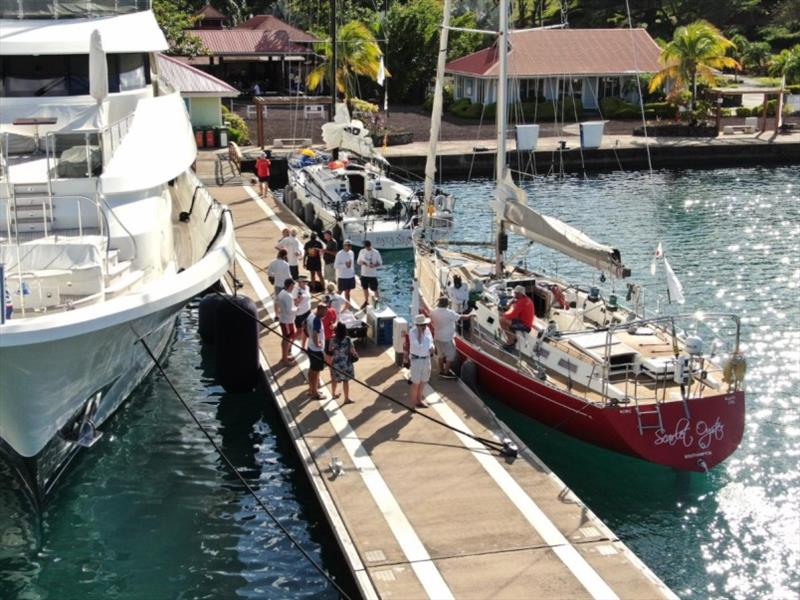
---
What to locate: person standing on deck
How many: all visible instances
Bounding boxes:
[325,283,347,315]
[305,303,327,399]
[255,152,271,197]
[448,275,469,313]
[267,249,291,296]
[292,276,312,349]
[275,278,297,366]
[303,232,324,288]
[322,231,338,284]
[357,240,382,309]
[330,322,357,405]
[429,296,469,379]
[277,228,304,280]
[334,240,356,302]
[499,285,535,349]
[408,314,434,408]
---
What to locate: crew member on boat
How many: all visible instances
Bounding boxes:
[499,285,534,349]
[448,275,469,313]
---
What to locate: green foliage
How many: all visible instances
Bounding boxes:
[735,107,752,117]
[422,85,454,113]
[153,0,206,57]
[753,98,786,116]
[644,101,679,118]
[770,45,800,84]
[221,105,249,144]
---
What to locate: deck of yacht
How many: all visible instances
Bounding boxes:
[203,165,676,599]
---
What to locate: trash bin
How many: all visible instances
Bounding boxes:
[216,126,228,148]
[205,129,216,148]
[268,157,288,189]
[194,129,205,149]
[579,121,605,149]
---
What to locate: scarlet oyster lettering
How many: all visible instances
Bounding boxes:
[696,418,725,449]
[655,418,693,447]
[654,418,725,449]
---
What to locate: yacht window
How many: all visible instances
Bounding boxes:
[107,53,150,92]
[0,55,91,97]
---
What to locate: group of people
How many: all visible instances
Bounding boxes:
[268,229,383,309]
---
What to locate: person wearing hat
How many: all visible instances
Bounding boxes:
[292,275,312,348]
[499,285,535,349]
[408,314,434,408]
[357,240,382,309]
[334,240,356,302]
[255,151,271,197]
[305,303,328,399]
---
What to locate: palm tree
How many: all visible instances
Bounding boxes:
[649,20,740,110]
[306,20,387,110]
[770,45,800,85]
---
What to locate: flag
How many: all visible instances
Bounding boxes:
[663,257,685,304]
[650,241,663,276]
[377,56,385,87]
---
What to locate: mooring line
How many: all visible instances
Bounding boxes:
[138,338,353,600]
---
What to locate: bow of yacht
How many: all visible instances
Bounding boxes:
[0,4,234,500]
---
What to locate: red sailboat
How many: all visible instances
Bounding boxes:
[413,1,746,471]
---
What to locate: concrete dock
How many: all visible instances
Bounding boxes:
[205,170,677,599]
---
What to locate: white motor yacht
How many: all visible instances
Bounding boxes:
[0,2,235,501]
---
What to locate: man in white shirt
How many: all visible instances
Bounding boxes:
[430,296,469,378]
[275,278,297,365]
[334,239,356,302]
[267,249,291,296]
[357,240,382,308]
[277,228,304,280]
[292,276,312,348]
[448,274,471,334]
[305,303,327,399]
[408,314,434,408]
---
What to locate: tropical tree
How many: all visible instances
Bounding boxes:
[153,0,206,57]
[649,20,740,109]
[306,20,387,110]
[741,41,773,75]
[770,44,800,84]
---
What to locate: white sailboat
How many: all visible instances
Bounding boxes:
[0,2,235,500]
[414,0,746,471]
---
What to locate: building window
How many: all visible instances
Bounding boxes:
[464,78,473,99]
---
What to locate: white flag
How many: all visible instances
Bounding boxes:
[663,257,685,304]
[650,241,663,276]
[377,56,386,87]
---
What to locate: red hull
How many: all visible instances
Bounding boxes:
[456,337,745,471]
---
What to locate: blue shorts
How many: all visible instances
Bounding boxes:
[510,319,531,333]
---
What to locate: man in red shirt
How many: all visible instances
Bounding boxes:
[500,285,535,348]
[255,152,271,197]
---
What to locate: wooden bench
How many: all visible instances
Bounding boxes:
[273,138,312,148]
[228,141,243,174]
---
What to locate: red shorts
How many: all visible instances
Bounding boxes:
[280,322,296,339]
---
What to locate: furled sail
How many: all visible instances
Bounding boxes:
[321,103,388,167]
[493,173,630,278]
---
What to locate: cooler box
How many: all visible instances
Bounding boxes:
[367,304,396,346]
[579,121,605,149]
[515,124,540,151]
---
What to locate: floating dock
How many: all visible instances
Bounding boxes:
[205,167,677,598]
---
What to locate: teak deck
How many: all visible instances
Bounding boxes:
[206,169,676,599]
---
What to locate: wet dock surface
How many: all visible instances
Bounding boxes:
[206,172,676,599]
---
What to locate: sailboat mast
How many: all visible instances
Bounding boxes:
[494,0,509,278]
[329,0,337,121]
[422,0,452,223]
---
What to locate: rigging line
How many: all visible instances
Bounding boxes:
[212,291,511,456]
[623,0,654,176]
[137,338,353,600]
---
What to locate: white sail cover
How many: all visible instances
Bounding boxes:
[321,103,387,165]
[493,173,629,278]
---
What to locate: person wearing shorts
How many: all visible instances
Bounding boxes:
[408,314,434,408]
[305,304,327,399]
[276,278,297,365]
[430,296,469,378]
[357,240,382,309]
[292,276,311,348]
[255,152,271,197]
[322,231,338,284]
[500,285,535,349]
[334,240,356,301]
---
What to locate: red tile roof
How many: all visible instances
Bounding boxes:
[446,29,662,78]
[194,5,225,21]
[190,29,314,56]
[235,14,318,43]
[157,53,238,96]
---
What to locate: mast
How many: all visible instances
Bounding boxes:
[494,0,509,278]
[422,0,452,225]
[330,0,338,159]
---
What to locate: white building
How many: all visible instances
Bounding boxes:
[445,28,662,110]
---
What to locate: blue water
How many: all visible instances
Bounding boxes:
[1,166,797,599]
